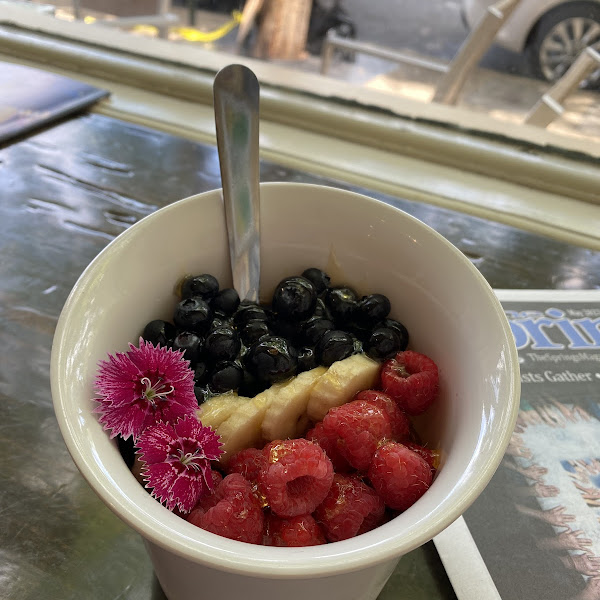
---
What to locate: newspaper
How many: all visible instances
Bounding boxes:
[434,289,600,600]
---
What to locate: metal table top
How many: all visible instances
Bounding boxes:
[1,113,599,600]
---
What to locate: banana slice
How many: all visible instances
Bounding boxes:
[261,366,327,442]
[306,353,380,422]
[196,391,249,431]
[215,389,274,465]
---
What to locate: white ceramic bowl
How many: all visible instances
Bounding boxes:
[51,182,520,600]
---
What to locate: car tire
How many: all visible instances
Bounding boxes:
[528,2,600,89]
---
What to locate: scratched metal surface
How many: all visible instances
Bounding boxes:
[1,113,600,600]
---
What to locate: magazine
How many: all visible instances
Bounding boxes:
[0,62,109,143]
[434,289,600,600]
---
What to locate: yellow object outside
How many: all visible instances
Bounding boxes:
[130,10,243,42]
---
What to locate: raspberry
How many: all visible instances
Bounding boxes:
[265,512,326,547]
[187,473,265,544]
[227,447,269,506]
[403,441,440,475]
[368,442,432,511]
[313,474,385,542]
[353,390,411,441]
[380,350,439,415]
[259,439,334,517]
[227,447,266,480]
[322,399,392,471]
[305,422,352,473]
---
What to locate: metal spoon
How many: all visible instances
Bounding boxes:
[213,64,261,303]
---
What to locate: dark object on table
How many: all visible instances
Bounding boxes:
[0,62,109,144]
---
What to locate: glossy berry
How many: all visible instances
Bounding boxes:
[180,274,219,300]
[368,441,433,511]
[301,267,331,296]
[325,287,358,324]
[313,474,385,542]
[315,330,355,366]
[172,331,203,365]
[322,399,393,471]
[300,315,335,346]
[382,318,409,351]
[227,447,267,483]
[403,441,440,475]
[305,421,352,473]
[194,385,211,404]
[357,294,391,327]
[142,319,176,347]
[227,447,268,504]
[209,361,244,393]
[233,304,270,328]
[205,327,241,362]
[173,297,213,334]
[354,390,411,441]
[194,361,209,384]
[244,336,298,384]
[260,439,334,517]
[117,435,136,469]
[265,513,326,547]
[212,288,240,316]
[296,346,318,373]
[313,297,333,320]
[380,350,439,415]
[364,326,403,361]
[187,473,265,544]
[271,276,317,321]
[240,320,271,347]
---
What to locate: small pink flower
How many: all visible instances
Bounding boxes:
[95,338,197,440]
[137,415,223,513]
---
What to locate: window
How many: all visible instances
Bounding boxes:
[1,0,599,247]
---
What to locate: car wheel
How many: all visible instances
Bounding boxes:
[529,2,600,89]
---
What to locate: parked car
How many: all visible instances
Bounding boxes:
[462,0,600,87]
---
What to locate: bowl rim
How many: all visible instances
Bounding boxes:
[51,181,520,578]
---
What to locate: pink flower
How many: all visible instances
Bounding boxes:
[95,337,197,440]
[137,415,223,513]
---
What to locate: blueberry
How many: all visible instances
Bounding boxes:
[272,276,317,321]
[173,297,213,334]
[364,327,402,361]
[208,316,230,333]
[313,297,333,320]
[301,268,331,296]
[205,326,241,363]
[194,385,211,405]
[300,316,335,346]
[172,331,203,365]
[233,304,270,328]
[316,330,355,366]
[210,361,244,393]
[142,319,176,347]
[212,288,240,316]
[382,318,409,351]
[240,319,271,346]
[297,346,318,373]
[117,435,136,469]
[238,368,269,397]
[180,274,219,300]
[270,317,299,342]
[194,361,209,384]
[325,287,358,325]
[244,335,298,384]
[357,294,391,327]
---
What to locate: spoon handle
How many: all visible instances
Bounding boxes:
[214,64,261,303]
